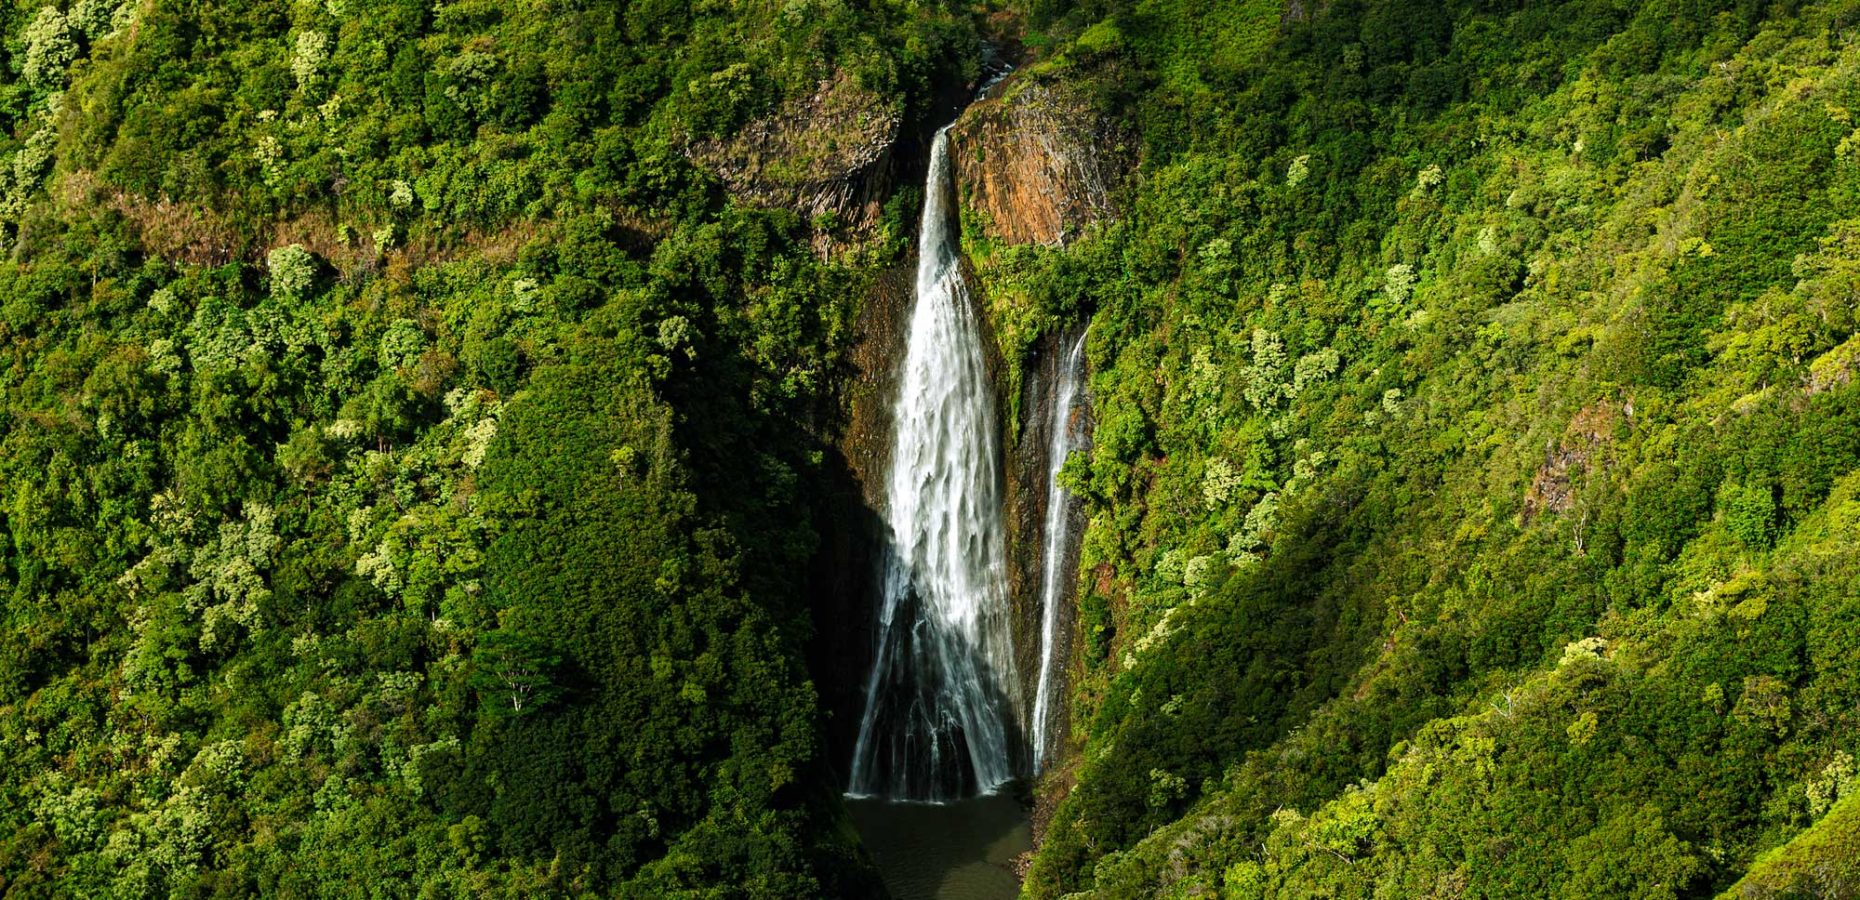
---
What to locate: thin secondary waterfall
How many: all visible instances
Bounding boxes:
[1031,330,1088,772]
[848,125,1021,801]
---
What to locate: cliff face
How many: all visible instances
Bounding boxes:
[942,74,1124,739]
[1002,326,1091,769]
[810,65,1123,780]
[946,78,1127,247]
[685,71,902,251]
[809,262,915,769]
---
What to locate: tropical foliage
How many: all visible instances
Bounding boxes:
[976,0,1860,895]
[8,0,1860,895]
[0,0,974,893]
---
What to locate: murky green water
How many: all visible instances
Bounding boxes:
[846,794,1032,900]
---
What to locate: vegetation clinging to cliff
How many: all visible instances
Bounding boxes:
[968,0,1860,895]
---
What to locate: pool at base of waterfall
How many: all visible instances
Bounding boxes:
[846,794,1032,900]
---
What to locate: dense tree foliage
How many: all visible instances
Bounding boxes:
[0,0,976,893]
[8,0,1860,893]
[973,0,1860,896]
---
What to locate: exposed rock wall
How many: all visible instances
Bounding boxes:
[947,78,1127,246]
[1523,401,1623,524]
[684,71,902,252]
[1002,326,1090,754]
[808,262,914,768]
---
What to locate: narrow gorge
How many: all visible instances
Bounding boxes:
[834,64,1106,896]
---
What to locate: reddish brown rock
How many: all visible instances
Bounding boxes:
[947,78,1126,247]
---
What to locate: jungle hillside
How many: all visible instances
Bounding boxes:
[3,0,1860,897]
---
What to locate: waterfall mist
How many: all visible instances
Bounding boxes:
[848,127,1022,801]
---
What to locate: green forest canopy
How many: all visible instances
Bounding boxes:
[3,0,1860,896]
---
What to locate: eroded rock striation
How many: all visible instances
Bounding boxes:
[684,71,902,251]
[947,77,1127,247]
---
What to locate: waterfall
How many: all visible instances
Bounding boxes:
[1031,330,1088,772]
[848,126,1022,801]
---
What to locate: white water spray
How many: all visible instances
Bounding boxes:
[848,127,1021,801]
[1031,330,1088,772]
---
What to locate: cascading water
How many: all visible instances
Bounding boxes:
[848,125,1022,801]
[1030,330,1088,773]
